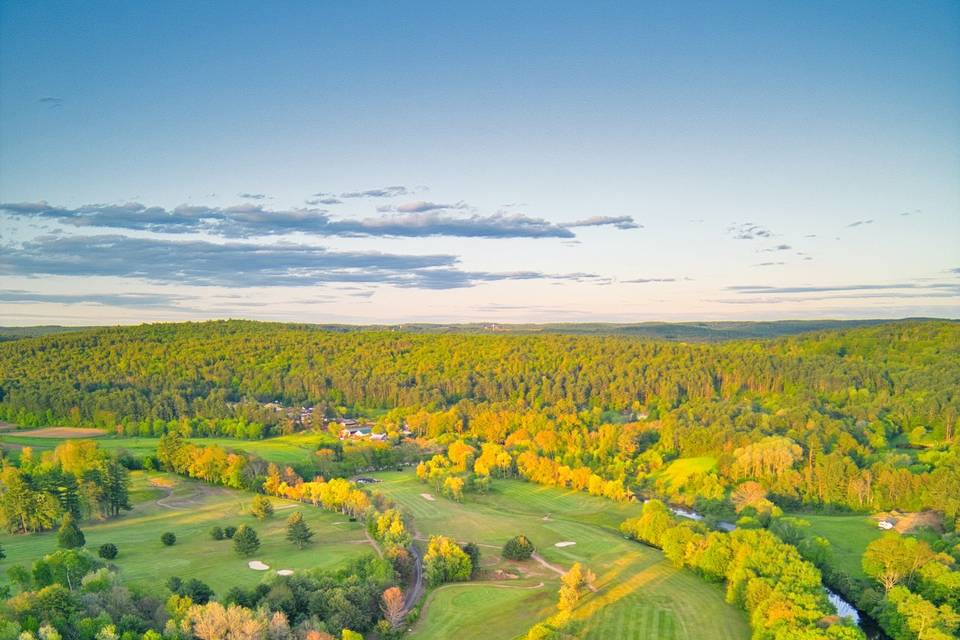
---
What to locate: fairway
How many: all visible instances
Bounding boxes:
[372,471,750,640]
[0,471,375,594]
[0,432,335,468]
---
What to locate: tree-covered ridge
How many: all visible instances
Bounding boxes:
[0,319,957,431]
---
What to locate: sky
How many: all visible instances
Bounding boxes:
[0,1,958,325]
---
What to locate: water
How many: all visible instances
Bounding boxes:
[827,589,860,623]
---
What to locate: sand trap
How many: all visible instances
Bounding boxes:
[276,569,294,576]
[420,493,436,501]
[554,541,576,548]
[248,561,270,570]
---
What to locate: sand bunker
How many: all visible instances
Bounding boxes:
[554,541,576,548]
[248,561,270,570]
[276,569,294,576]
[420,493,436,501]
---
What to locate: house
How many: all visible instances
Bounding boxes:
[339,425,372,439]
[369,432,387,441]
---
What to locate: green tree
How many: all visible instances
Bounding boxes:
[233,525,260,556]
[57,513,85,549]
[863,533,933,591]
[210,526,224,540]
[161,532,176,546]
[285,511,314,549]
[502,535,535,560]
[424,535,472,586]
[251,494,274,519]
[97,543,118,559]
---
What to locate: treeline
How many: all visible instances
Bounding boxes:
[0,320,956,437]
[620,500,865,640]
[0,441,131,534]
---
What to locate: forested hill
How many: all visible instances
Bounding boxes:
[0,319,957,434]
[0,317,942,343]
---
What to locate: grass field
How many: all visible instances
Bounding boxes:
[655,456,717,491]
[370,471,750,640]
[0,432,335,468]
[0,471,374,595]
[787,512,882,580]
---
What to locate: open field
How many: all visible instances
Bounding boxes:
[4,426,107,438]
[0,471,374,595]
[787,512,882,580]
[655,456,717,490]
[0,432,335,467]
[371,471,750,640]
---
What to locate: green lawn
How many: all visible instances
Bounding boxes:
[0,432,335,468]
[656,456,717,491]
[0,471,374,595]
[787,512,881,580]
[372,471,749,640]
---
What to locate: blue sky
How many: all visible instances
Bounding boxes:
[1,1,958,324]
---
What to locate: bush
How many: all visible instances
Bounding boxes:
[98,543,118,559]
[502,535,535,560]
[210,526,224,540]
[161,532,176,546]
[182,578,214,604]
[224,526,237,539]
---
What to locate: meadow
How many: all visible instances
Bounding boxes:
[0,471,374,595]
[370,471,750,640]
[787,511,883,580]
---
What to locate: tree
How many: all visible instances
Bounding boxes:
[182,578,214,605]
[98,543,118,559]
[58,513,85,549]
[251,495,274,520]
[503,535,535,560]
[863,533,934,591]
[101,457,132,517]
[285,511,314,549]
[0,543,5,560]
[424,535,472,586]
[224,526,237,539]
[460,542,481,577]
[185,601,267,640]
[380,586,405,629]
[558,562,595,611]
[161,532,177,546]
[443,476,465,501]
[210,526,224,540]
[233,525,261,556]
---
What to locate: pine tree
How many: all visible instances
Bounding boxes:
[103,458,132,517]
[233,525,261,556]
[250,495,274,520]
[58,513,86,549]
[285,511,314,549]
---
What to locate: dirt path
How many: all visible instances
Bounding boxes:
[410,580,546,634]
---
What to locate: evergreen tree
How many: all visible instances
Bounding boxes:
[57,513,85,549]
[285,511,314,549]
[250,495,274,520]
[102,458,132,517]
[233,525,260,556]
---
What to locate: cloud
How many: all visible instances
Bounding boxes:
[561,215,641,230]
[340,186,410,198]
[39,97,63,108]
[1,201,578,239]
[728,282,960,295]
[0,234,588,290]
[760,244,792,252]
[238,193,267,200]
[306,197,341,205]
[727,222,773,240]
[0,289,187,308]
[753,262,785,267]
[846,219,874,227]
[622,277,677,283]
[378,200,470,213]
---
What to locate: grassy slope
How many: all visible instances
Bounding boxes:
[0,432,332,467]
[0,471,373,595]
[788,512,882,580]
[371,471,749,640]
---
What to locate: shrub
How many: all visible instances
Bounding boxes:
[98,543,118,559]
[210,526,224,540]
[224,526,237,539]
[161,532,176,546]
[233,525,261,556]
[182,578,214,604]
[502,535,535,560]
[58,513,86,549]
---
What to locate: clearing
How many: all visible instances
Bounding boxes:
[371,471,749,640]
